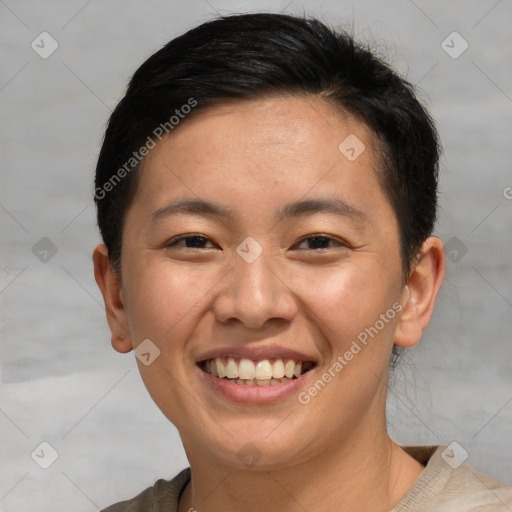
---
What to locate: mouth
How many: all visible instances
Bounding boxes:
[199,357,316,387]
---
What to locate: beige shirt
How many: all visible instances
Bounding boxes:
[102,446,512,511]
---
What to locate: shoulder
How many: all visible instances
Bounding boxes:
[395,445,512,511]
[101,468,191,512]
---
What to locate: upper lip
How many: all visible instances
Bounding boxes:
[196,345,317,363]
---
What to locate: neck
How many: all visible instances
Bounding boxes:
[178,422,423,512]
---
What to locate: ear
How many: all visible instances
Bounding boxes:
[394,236,445,348]
[92,244,133,353]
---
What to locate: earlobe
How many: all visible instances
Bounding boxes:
[394,237,445,348]
[92,244,134,354]
[113,331,133,354]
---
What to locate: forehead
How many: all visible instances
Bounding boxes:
[173,95,375,162]
[136,95,384,209]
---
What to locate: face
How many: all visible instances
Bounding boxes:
[105,95,411,470]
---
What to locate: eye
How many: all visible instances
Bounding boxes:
[165,234,217,249]
[293,235,346,250]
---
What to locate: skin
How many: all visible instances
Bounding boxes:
[93,95,445,512]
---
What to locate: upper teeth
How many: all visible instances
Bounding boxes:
[206,357,303,380]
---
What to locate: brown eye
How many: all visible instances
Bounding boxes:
[166,235,216,249]
[294,235,345,250]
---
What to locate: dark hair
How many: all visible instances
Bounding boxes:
[95,12,440,279]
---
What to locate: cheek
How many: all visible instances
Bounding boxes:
[122,258,221,344]
[292,260,399,349]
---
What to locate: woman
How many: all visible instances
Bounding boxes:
[93,12,512,511]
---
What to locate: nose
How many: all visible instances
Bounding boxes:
[212,249,298,330]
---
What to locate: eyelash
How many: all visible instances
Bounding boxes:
[166,234,216,249]
[165,234,347,251]
[294,235,347,250]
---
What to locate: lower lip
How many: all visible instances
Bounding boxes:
[199,366,312,404]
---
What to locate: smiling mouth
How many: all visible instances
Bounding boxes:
[200,357,315,386]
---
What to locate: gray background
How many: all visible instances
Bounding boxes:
[1,0,511,510]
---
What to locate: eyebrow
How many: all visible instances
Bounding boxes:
[149,199,233,225]
[148,197,367,225]
[276,197,367,224]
